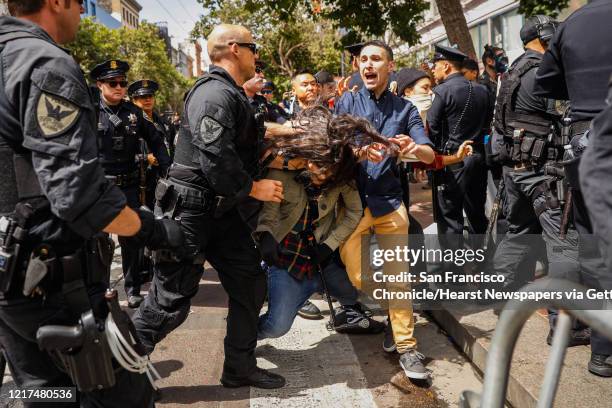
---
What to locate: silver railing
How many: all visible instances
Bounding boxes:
[459,278,612,408]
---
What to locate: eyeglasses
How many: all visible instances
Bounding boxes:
[261,90,273,95]
[105,80,128,88]
[229,42,258,55]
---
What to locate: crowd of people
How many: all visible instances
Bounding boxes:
[1,0,612,406]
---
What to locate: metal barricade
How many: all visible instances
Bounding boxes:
[459,278,612,408]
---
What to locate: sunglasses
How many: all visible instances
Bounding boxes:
[105,80,128,88]
[261,90,273,95]
[229,42,258,55]
[255,67,263,74]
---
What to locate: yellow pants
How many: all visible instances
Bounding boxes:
[340,204,415,352]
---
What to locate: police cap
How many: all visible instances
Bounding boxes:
[432,44,468,63]
[345,43,365,57]
[90,59,130,81]
[520,15,558,44]
[128,79,159,98]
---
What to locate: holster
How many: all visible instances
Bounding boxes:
[36,310,116,392]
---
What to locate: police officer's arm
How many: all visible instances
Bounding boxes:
[15,56,132,238]
[534,29,569,100]
[190,101,283,202]
[140,112,172,174]
[426,90,445,149]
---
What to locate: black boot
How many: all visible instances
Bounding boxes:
[547,328,591,347]
[588,353,612,377]
[221,367,286,389]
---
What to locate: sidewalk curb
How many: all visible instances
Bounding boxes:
[428,308,537,408]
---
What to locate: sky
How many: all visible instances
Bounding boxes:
[138,0,206,47]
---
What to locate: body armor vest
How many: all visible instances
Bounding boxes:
[494,57,553,139]
[173,72,261,182]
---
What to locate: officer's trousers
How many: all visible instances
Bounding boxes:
[0,292,153,408]
[133,207,266,380]
[493,166,580,290]
[118,186,144,296]
[433,152,488,262]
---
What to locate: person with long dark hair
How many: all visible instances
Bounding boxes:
[256,106,394,338]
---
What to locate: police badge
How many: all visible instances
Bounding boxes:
[128,113,138,124]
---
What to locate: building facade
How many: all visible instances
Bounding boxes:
[81,0,122,29]
[98,0,142,29]
[409,0,588,65]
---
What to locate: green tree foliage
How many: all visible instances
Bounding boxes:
[194,0,343,97]
[67,18,190,110]
[518,0,571,18]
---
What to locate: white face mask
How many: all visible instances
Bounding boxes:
[405,93,433,124]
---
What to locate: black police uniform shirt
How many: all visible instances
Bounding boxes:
[174,65,260,207]
[427,72,491,151]
[147,110,174,154]
[534,0,612,122]
[0,17,126,250]
[98,99,171,177]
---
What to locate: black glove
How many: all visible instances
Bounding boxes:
[312,243,333,268]
[132,207,184,250]
[258,231,280,266]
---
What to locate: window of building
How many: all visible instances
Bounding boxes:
[502,9,523,55]
[91,2,96,16]
[83,0,88,14]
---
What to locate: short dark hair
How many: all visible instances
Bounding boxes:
[360,40,394,61]
[462,58,479,72]
[8,0,46,16]
[481,44,503,64]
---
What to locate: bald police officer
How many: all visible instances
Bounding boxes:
[0,1,182,405]
[92,60,171,308]
[133,24,286,389]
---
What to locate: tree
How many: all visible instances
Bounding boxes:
[519,0,571,18]
[194,0,343,96]
[434,0,476,59]
[68,18,190,111]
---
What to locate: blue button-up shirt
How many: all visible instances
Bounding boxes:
[335,86,433,217]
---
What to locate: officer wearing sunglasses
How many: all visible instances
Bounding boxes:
[91,60,171,308]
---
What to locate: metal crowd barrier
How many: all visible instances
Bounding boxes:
[459,278,612,408]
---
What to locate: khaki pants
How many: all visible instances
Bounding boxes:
[340,204,416,352]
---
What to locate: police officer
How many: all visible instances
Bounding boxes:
[129,79,173,208]
[489,16,589,344]
[132,24,286,389]
[427,45,491,256]
[0,1,182,405]
[535,0,612,377]
[92,61,171,308]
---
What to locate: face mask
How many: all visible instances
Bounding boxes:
[494,54,509,74]
[405,94,432,124]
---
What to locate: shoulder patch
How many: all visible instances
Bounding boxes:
[36,93,80,138]
[199,116,225,144]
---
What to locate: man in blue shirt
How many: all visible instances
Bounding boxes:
[336,40,435,380]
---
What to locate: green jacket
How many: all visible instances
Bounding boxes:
[254,169,363,250]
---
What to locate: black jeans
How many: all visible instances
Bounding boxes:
[0,293,153,408]
[133,207,266,380]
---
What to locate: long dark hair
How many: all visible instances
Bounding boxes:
[271,106,396,190]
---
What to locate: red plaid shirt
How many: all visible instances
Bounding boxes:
[277,184,321,280]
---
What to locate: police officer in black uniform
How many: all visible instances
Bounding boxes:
[0,2,182,405]
[129,79,173,208]
[427,45,492,259]
[535,0,612,377]
[489,16,589,344]
[133,24,286,389]
[92,60,171,308]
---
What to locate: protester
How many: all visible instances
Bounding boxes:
[336,40,435,380]
[315,70,337,109]
[256,106,388,338]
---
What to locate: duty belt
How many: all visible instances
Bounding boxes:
[165,178,226,214]
[105,170,139,187]
[570,120,590,136]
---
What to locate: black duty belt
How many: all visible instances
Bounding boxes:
[570,120,591,136]
[105,170,139,187]
[166,177,226,214]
